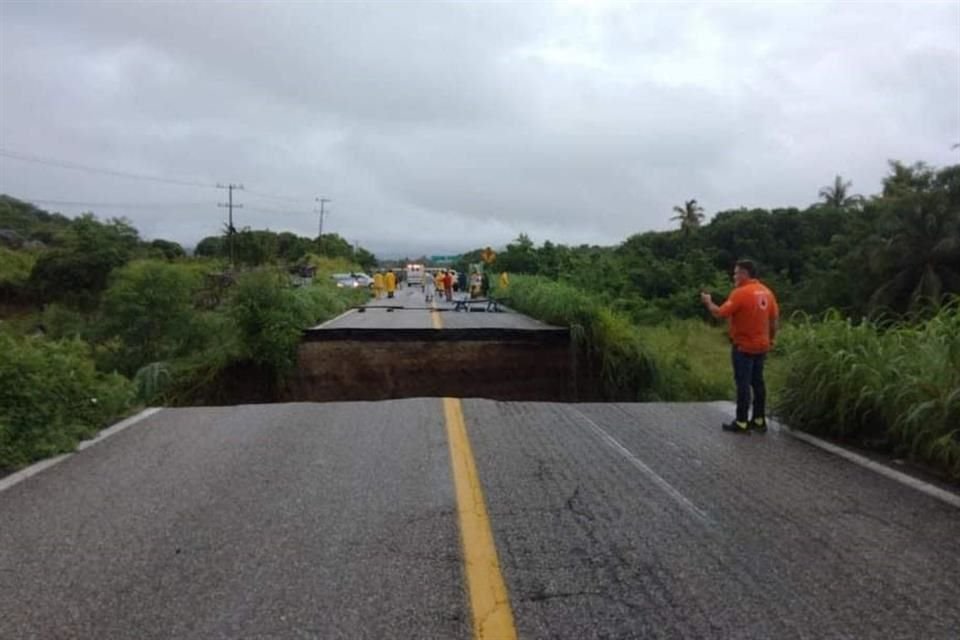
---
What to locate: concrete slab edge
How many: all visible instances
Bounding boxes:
[0,407,163,494]
[712,401,960,509]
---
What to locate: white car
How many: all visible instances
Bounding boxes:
[332,273,361,288]
[351,272,374,287]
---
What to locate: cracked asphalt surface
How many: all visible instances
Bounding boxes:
[2,400,958,639]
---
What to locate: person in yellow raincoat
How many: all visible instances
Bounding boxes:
[385,269,397,299]
[434,270,444,294]
[373,271,384,299]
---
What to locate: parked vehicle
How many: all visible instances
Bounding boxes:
[351,272,374,288]
[332,273,362,289]
[405,263,425,286]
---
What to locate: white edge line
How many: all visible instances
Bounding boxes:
[570,407,713,524]
[0,407,163,494]
[713,401,960,510]
[787,429,960,509]
[76,407,163,451]
[309,306,359,330]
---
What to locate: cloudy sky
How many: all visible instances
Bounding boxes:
[1,1,958,257]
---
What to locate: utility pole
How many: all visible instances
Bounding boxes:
[316,197,331,254]
[217,183,244,268]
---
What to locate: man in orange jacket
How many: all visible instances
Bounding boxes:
[701,259,779,434]
[442,270,454,302]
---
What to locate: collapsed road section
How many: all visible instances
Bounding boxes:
[290,292,580,401]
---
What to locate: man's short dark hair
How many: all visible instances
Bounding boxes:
[735,259,757,278]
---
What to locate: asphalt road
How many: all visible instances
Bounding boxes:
[2,400,958,639]
[312,287,559,332]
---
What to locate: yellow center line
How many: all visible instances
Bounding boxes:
[431,299,443,329]
[443,397,517,640]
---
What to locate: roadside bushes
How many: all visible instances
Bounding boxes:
[82,260,362,403]
[0,330,134,469]
[502,275,658,399]
[135,267,365,404]
[228,269,311,375]
[0,247,35,304]
[97,260,211,375]
[505,275,748,401]
[776,303,960,479]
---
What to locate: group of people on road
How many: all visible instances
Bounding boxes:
[421,269,510,304]
[372,270,397,299]
[427,270,454,302]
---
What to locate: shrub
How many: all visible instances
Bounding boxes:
[503,275,658,399]
[28,214,139,308]
[96,260,210,375]
[776,303,960,479]
[227,269,310,375]
[227,269,361,378]
[0,247,35,287]
[0,331,134,470]
[39,303,91,340]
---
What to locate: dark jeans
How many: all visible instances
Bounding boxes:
[732,347,766,423]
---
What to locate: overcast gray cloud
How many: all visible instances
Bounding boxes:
[1,1,958,257]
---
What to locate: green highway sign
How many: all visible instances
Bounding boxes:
[430,255,460,263]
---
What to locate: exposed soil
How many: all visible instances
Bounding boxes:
[288,330,582,402]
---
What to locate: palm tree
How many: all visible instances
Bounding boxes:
[671,199,705,235]
[818,175,863,210]
[869,176,960,313]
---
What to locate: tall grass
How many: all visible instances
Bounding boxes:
[776,303,960,479]
[501,275,770,401]
[503,275,658,399]
[635,320,735,401]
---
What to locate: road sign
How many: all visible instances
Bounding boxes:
[430,255,460,263]
[481,247,497,264]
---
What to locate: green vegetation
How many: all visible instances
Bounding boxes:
[229,269,360,376]
[0,331,134,469]
[503,275,768,402]
[484,160,958,479]
[489,161,959,321]
[1,158,957,479]
[776,304,960,480]
[194,227,377,272]
[634,320,736,401]
[97,260,210,375]
[0,196,375,473]
[0,247,36,305]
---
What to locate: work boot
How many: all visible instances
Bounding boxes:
[722,420,750,434]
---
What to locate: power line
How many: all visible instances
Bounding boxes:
[4,193,307,217]
[1,148,321,207]
[8,197,212,209]
[242,205,309,215]
[244,188,313,204]
[0,148,217,189]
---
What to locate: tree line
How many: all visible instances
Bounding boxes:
[0,195,378,309]
[478,160,959,322]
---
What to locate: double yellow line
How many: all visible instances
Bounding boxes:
[434,306,517,639]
